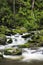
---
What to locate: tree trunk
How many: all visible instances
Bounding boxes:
[32,0,35,10]
[13,0,15,14]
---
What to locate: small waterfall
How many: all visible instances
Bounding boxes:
[0,33,30,50]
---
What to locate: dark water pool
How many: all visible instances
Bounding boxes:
[0,58,43,65]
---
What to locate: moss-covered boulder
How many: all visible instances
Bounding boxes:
[0,34,6,45]
[4,48,22,55]
[5,29,11,36]
[0,25,11,36]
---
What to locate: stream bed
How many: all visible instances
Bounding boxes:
[0,58,43,65]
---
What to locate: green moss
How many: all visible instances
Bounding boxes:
[19,43,30,48]
[28,31,43,47]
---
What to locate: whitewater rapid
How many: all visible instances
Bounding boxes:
[22,48,43,62]
[0,33,30,50]
[0,33,43,62]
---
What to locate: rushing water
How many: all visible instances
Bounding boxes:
[0,33,30,50]
[2,47,43,62]
[0,33,43,65]
[0,34,31,50]
[22,48,43,62]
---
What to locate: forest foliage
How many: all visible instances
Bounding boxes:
[0,0,43,34]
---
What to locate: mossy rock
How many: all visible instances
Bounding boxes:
[0,25,12,36]
[5,29,11,36]
[22,34,31,38]
[4,48,22,55]
[0,34,6,45]
[40,30,43,35]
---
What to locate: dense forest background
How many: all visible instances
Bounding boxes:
[0,0,43,34]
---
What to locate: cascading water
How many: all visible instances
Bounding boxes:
[0,33,43,62]
[0,33,30,50]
